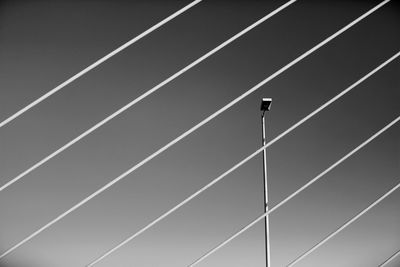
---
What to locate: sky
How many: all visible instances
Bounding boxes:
[0,0,399,266]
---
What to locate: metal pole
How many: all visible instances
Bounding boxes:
[261,111,271,267]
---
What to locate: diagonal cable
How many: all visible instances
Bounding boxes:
[85,51,400,266]
[379,249,400,267]
[0,0,389,259]
[287,181,400,266]
[0,0,298,192]
[187,115,400,267]
[0,0,203,129]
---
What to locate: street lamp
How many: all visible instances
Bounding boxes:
[260,98,272,267]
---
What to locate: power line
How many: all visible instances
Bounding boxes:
[379,249,400,267]
[187,115,400,267]
[85,51,400,266]
[0,0,202,129]
[0,0,298,193]
[0,0,389,259]
[287,182,400,266]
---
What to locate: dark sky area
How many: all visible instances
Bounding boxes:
[0,0,399,266]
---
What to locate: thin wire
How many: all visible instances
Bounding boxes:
[85,51,400,266]
[287,182,400,266]
[187,115,400,267]
[0,0,389,259]
[0,0,298,193]
[378,249,400,267]
[0,0,203,129]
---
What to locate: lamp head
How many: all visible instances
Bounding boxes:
[260,98,272,112]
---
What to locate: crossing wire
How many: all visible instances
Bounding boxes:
[379,249,400,267]
[85,51,400,266]
[0,0,203,129]
[0,0,298,192]
[287,181,400,266]
[0,0,390,259]
[187,115,400,266]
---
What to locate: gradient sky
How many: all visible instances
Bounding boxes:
[0,0,399,266]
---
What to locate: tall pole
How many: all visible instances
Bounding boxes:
[260,98,272,267]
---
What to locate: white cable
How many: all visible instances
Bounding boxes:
[287,182,400,266]
[85,51,400,266]
[378,249,400,267]
[0,0,203,129]
[187,115,400,266]
[0,0,388,259]
[0,0,298,193]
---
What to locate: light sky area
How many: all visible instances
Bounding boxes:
[0,0,399,266]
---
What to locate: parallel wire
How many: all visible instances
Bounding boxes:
[0,0,298,192]
[187,115,400,266]
[287,182,400,266]
[378,249,400,267]
[0,0,297,258]
[0,0,389,259]
[86,51,400,266]
[0,0,203,129]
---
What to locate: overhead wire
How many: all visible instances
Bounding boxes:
[85,51,400,266]
[187,115,400,266]
[0,0,298,192]
[287,181,400,266]
[378,249,400,267]
[0,0,203,129]
[0,0,390,259]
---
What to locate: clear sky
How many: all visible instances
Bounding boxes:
[0,0,399,266]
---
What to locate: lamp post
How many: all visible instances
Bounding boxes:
[260,98,272,267]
